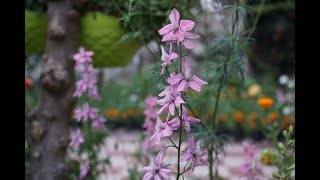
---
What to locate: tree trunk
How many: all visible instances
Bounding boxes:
[29,1,84,179]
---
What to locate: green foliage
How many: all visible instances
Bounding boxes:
[80,13,140,67]
[25,10,140,67]
[273,125,295,180]
[25,10,46,54]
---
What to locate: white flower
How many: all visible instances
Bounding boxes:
[129,94,138,102]
[287,80,295,89]
[282,106,292,115]
[279,75,289,85]
[200,0,215,12]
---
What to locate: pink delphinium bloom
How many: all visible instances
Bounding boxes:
[167,59,207,92]
[69,129,84,149]
[158,8,196,42]
[79,160,90,180]
[88,86,101,100]
[180,136,209,171]
[181,32,200,49]
[143,119,157,135]
[91,116,106,129]
[143,151,172,180]
[157,85,185,118]
[150,117,173,144]
[240,142,263,179]
[73,68,98,98]
[74,103,99,122]
[160,46,178,75]
[144,96,159,120]
[73,47,94,64]
[243,142,258,160]
[168,106,200,132]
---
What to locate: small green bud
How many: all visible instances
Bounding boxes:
[289,125,293,133]
[278,142,285,150]
[283,130,288,138]
[288,140,294,146]
[272,173,281,179]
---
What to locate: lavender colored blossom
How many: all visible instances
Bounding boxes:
[180,136,209,171]
[74,103,99,122]
[69,129,84,149]
[143,151,172,180]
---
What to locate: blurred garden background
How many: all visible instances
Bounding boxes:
[25,0,295,179]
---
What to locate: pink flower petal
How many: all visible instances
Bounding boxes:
[179,20,195,31]
[154,174,161,180]
[167,73,183,85]
[157,103,168,114]
[185,32,200,39]
[184,121,191,132]
[158,24,172,35]
[181,153,192,162]
[189,136,196,151]
[189,80,201,91]
[175,29,185,42]
[199,158,210,166]
[188,116,201,123]
[155,151,164,166]
[183,39,195,49]
[162,125,173,137]
[157,98,167,106]
[192,158,198,171]
[192,75,208,86]
[174,95,185,107]
[177,80,188,92]
[169,103,175,115]
[142,171,153,180]
[162,31,176,42]
[169,8,180,27]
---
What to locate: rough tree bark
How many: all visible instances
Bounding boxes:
[29,1,84,179]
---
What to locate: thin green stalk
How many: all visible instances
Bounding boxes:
[208,1,241,179]
[176,43,183,180]
[208,143,213,180]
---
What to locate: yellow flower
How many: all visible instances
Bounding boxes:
[234,111,244,125]
[257,98,274,110]
[247,83,261,97]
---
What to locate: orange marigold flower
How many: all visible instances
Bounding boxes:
[261,118,268,125]
[248,120,257,129]
[218,114,228,122]
[126,109,135,117]
[282,115,292,129]
[234,111,244,124]
[248,112,259,121]
[104,108,119,119]
[268,112,279,121]
[262,154,271,165]
[257,98,274,110]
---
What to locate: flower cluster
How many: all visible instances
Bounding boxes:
[69,47,107,179]
[239,142,263,180]
[143,8,208,180]
[142,96,164,156]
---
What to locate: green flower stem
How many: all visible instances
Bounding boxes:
[176,43,183,180]
[208,1,241,179]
